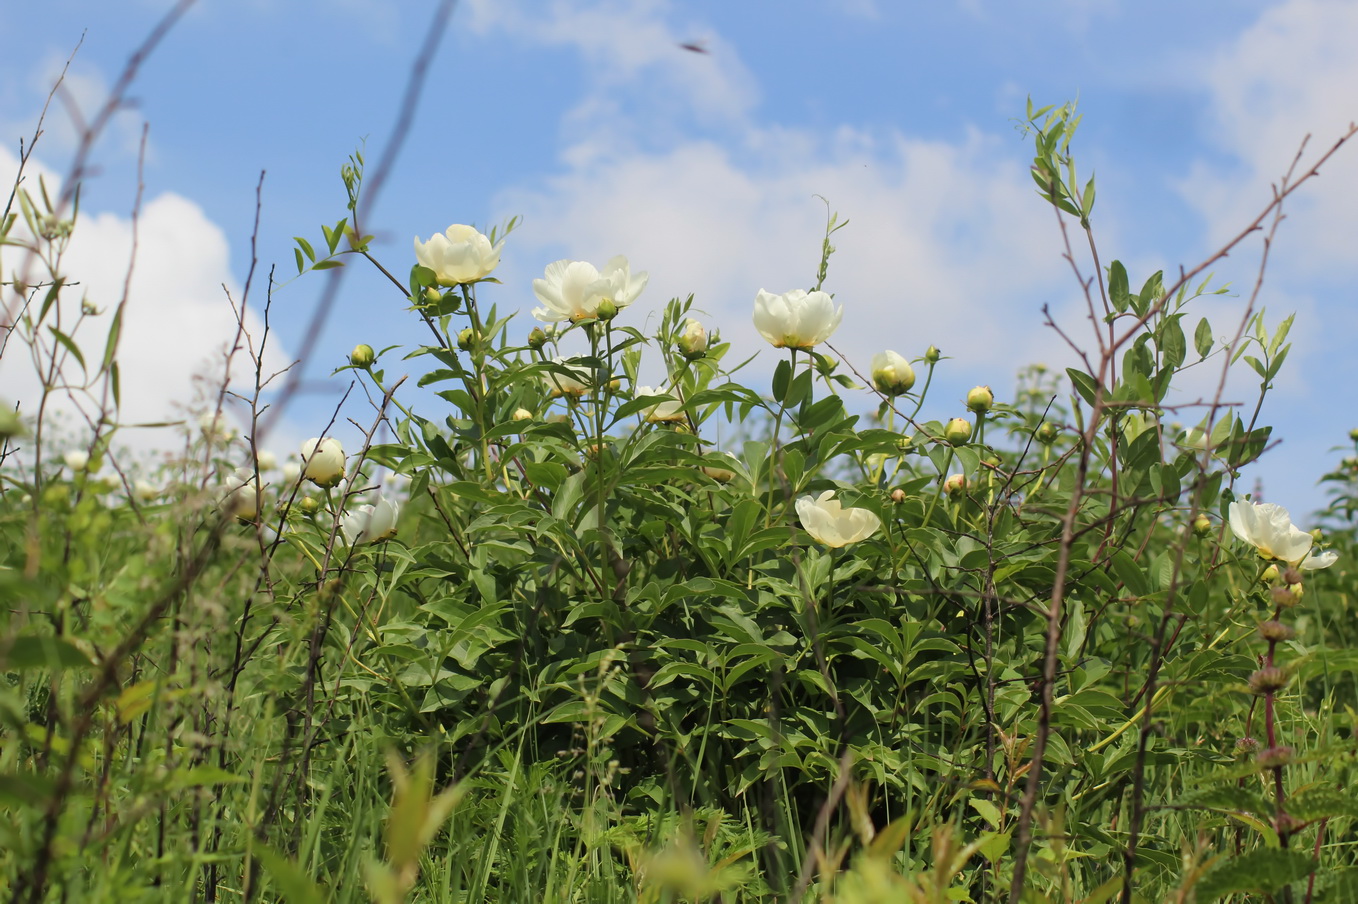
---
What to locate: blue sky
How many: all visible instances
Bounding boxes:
[2,0,1356,520]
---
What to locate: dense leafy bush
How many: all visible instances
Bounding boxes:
[4,83,1358,904]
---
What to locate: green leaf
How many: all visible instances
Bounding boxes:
[294,235,316,263]
[1,635,92,670]
[772,359,791,403]
[254,844,329,904]
[1194,317,1213,358]
[312,259,344,271]
[1066,367,1099,408]
[1193,849,1315,900]
[48,326,86,373]
[1108,260,1130,313]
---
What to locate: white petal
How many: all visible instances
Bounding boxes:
[1301,550,1338,570]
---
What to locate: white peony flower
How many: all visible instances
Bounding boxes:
[200,412,236,443]
[300,437,346,489]
[634,386,685,423]
[795,489,881,548]
[343,495,399,545]
[871,350,916,396]
[63,450,89,471]
[543,357,592,398]
[1228,500,1337,570]
[221,467,263,522]
[413,224,504,286]
[531,255,648,323]
[752,289,843,350]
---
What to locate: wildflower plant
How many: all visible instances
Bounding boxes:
[4,62,1358,904]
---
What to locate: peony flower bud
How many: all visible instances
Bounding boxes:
[281,462,302,484]
[1192,515,1213,537]
[701,452,739,484]
[677,319,708,359]
[512,408,533,421]
[256,450,277,472]
[871,350,916,396]
[350,344,375,368]
[63,450,90,472]
[528,327,548,351]
[890,488,907,503]
[595,298,619,322]
[966,385,994,414]
[944,418,972,446]
[299,495,321,515]
[1036,422,1059,445]
[925,345,941,364]
[457,328,476,351]
[300,437,346,488]
[134,480,159,502]
[1350,428,1358,442]
[944,473,967,498]
[1259,564,1280,584]
[422,287,443,306]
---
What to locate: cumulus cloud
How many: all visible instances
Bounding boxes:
[475,0,1080,398]
[0,147,291,461]
[1180,0,1358,273]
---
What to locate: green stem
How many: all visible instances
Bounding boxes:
[923,446,957,528]
[764,348,796,528]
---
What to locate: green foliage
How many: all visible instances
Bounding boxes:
[3,100,1357,904]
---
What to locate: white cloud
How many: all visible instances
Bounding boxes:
[0,148,291,462]
[1180,0,1358,272]
[480,0,1076,396]
[500,123,1067,388]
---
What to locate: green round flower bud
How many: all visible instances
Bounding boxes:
[966,385,994,414]
[528,327,548,351]
[1259,563,1280,585]
[944,417,972,446]
[890,488,907,503]
[1036,422,1059,445]
[1192,515,1213,537]
[299,496,321,515]
[595,298,619,322]
[925,345,941,364]
[944,473,967,498]
[457,328,476,351]
[1350,428,1358,442]
[349,344,375,368]
[422,287,443,306]
[512,408,533,421]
